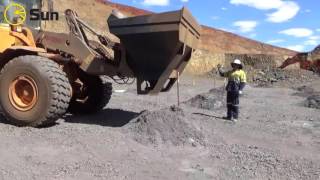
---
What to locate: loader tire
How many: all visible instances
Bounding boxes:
[68,76,112,114]
[0,56,71,127]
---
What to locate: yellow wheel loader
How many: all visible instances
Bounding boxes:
[0,0,200,127]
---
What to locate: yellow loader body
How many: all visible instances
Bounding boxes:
[0,24,16,52]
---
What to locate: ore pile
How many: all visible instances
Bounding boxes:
[293,85,320,109]
[125,106,205,146]
[251,69,319,87]
[184,88,225,110]
[305,95,320,109]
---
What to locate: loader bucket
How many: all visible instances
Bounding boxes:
[108,7,201,94]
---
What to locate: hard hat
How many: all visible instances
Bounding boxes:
[231,59,243,69]
[232,59,242,65]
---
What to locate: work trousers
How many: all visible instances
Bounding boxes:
[226,91,239,119]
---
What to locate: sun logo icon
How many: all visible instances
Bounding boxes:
[4,2,26,25]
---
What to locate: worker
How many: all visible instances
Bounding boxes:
[217,59,247,122]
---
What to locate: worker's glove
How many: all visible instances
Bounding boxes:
[239,91,243,95]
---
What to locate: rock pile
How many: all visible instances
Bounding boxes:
[184,88,225,110]
[251,69,319,87]
[305,95,320,109]
[125,106,205,146]
[293,85,320,109]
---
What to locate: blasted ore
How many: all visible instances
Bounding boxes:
[305,94,320,109]
[252,69,319,87]
[252,69,288,87]
[294,86,320,109]
[125,106,205,146]
[185,88,225,110]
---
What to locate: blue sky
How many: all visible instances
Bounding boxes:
[110,0,320,52]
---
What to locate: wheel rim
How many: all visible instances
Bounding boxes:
[9,75,38,112]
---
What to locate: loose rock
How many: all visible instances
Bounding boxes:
[305,94,320,109]
[125,106,205,146]
[184,88,225,110]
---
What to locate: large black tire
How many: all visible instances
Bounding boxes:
[0,56,71,127]
[68,75,112,114]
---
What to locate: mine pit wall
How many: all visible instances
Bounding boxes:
[185,50,225,75]
[185,50,295,75]
[224,54,288,69]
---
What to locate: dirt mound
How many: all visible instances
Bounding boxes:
[184,88,225,110]
[305,94,320,109]
[251,69,319,87]
[125,106,205,146]
[292,86,320,109]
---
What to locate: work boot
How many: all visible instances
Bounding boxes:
[227,105,233,119]
[231,118,238,122]
[223,116,232,121]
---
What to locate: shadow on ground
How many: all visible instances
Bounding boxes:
[64,109,141,127]
[192,112,234,123]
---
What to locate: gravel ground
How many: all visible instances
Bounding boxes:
[0,74,319,180]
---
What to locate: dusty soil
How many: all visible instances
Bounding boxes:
[0,75,319,180]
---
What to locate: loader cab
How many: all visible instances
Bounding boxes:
[0,0,41,29]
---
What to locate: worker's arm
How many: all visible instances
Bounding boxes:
[239,82,246,91]
[239,71,247,91]
[217,64,228,77]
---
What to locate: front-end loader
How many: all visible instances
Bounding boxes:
[0,0,201,127]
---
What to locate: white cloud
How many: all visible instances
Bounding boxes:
[304,36,320,46]
[230,0,282,10]
[142,0,169,6]
[266,2,300,23]
[221,7,227,11]
[309,36,320,40]
[233,20,258,33]
[279,28,313,38]
[304,40,318,46]
[286,45,305,52]
[317,29,320,32]
[211,16,220,20]
[181,0,188,2]
[230,0,300,23]
[267,39,285,44]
